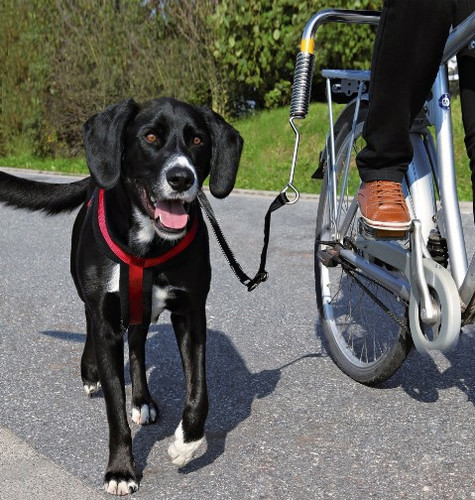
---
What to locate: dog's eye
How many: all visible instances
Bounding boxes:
[192,136,203,146]
[145,133,158,144]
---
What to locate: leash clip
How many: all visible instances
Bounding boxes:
[279,116,303,206]
[246,271,269,292]
[281,183,300,205]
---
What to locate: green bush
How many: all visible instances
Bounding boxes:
[0,0,56,156]
[0,0,380,157]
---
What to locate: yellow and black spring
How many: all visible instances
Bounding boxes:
[289,40,315,119]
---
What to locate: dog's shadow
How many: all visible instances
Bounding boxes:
[43,325,319,476]
[129,324,293,476]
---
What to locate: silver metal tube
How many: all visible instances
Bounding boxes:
[337,81,364,229]
[325,78,338,237]
[442,12,475,63]
[301,9,380,41]
[339,248,410,302]
[432,69,468,287]
[300,8,473,63]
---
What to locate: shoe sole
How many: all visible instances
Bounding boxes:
[360,214,412,231]
[361,224,408,240]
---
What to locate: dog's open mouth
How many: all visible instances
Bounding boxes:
[154,199,189,230]
[141,188,189,234]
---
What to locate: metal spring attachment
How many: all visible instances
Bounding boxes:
[290,51,315,119]
[427,230,449,268]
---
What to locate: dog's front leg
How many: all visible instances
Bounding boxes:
[81,307,102,396]
[168,308,208,467]
[90,301,138,496]
[128,324,158,425]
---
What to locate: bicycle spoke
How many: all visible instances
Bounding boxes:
[315,109,412,385]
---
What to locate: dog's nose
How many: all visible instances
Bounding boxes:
[166,166,195,192]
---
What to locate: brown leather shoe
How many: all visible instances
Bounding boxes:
[357,180,411,231]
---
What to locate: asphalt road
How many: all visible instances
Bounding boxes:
[0,170,474,499]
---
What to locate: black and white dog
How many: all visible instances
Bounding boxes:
[0,97,243,495]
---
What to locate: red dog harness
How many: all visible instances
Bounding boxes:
[91,188,199,327]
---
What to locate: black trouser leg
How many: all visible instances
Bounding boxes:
[356,0,456,182]
[457,54,475,221]
[455,0,475,220]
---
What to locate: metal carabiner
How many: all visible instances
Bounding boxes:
[281,182,301,205]
[282,116,302,205]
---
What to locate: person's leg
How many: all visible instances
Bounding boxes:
[356,0,456,232]
[458,56,475,219]
[357,0,456,182]
[454,0,475,220]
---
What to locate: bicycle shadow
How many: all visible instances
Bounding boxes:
[380,328,475,405]
[313,272,475,406]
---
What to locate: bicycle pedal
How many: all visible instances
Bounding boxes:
[317,247,339,267]
[358,218,409,240]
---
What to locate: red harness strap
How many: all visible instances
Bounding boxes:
[96,188,198,325]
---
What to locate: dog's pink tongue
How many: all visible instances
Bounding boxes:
[154,201,189,229]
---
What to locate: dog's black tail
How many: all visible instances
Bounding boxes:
[0,171,91,215]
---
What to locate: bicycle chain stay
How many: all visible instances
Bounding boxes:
[318,238,410,330]
[354,220,461,352]
[343,263,409,332]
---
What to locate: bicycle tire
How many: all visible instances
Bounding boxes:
[315,103,413,386]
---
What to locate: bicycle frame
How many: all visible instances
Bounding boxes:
[290,9,475,352]
[430,48,467,288]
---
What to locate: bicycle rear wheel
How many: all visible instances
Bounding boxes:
[315,106,413,385]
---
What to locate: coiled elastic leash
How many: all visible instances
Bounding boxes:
[198,29,312,291]
[198,66,304,292]
[198,189,292,291]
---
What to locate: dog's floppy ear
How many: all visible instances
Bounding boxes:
[82,98,138,189]
[202,108,244,199]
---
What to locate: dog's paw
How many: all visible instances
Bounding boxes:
[131,402,158,425]
[83,381,101,397]
[103,478,139,496]
[167,421,205,467]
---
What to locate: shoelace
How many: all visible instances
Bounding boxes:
[373,181,407,207]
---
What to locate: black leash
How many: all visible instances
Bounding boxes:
[197,189,289,291]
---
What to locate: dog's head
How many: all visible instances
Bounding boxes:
[82,97,243,240]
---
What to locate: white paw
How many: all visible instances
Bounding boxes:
[167,421,205,467]
[131,403,157,425]
[83,382,100,396]
[103,479,138,496]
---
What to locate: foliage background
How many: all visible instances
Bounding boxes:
[0,0,379,158]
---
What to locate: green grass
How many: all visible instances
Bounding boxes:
[232,102,342,195]
[234,97,471,200]
[0,152,88,175]
[0,98,471,199]
[450,97,472,201]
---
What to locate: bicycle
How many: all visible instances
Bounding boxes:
[285,9,475,385]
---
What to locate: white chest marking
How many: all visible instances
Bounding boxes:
[131,207,155,247]
[107,264,120,293]
[151,286,169,322]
